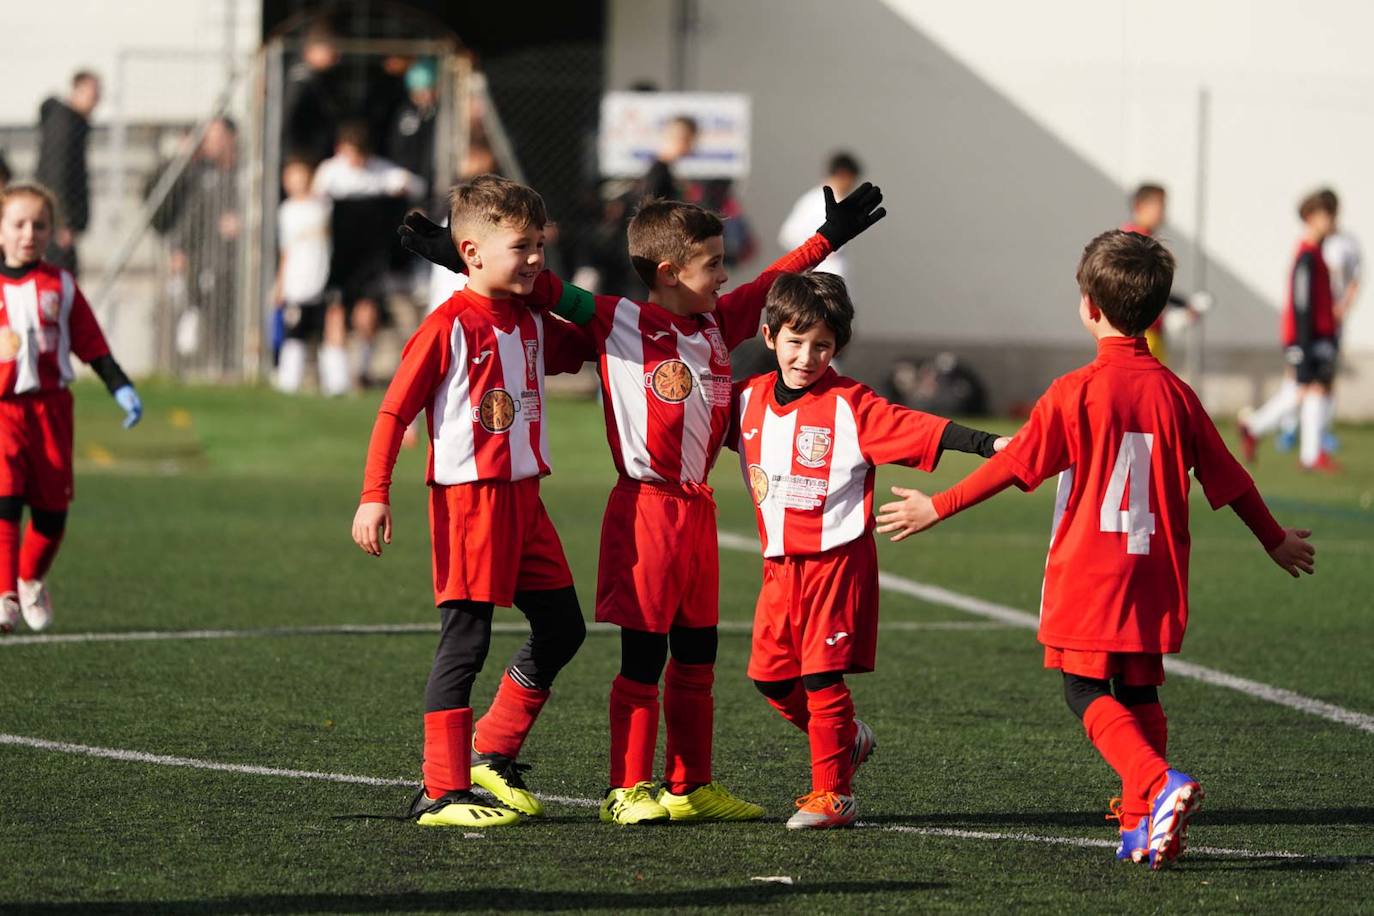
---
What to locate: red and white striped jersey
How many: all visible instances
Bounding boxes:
[0,262,110,397]
[361,287,594,499]
[575,234,832,485]
[732,369,949,557]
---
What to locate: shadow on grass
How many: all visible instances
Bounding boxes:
[862,807,1374,829]
[0,880,947,914]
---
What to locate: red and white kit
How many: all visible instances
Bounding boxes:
[733,368,949,679]
[572,233,833,633]
[994,337,1254,670]
[361,286,594,605]
[0,263,112,508]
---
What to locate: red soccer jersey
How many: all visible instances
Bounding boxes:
[573,233,832,485]
[998,336,1253,653]
[733,368,949,557]
[360,287,593,501]
[0,262,110,397]
[1280,239,1336,346]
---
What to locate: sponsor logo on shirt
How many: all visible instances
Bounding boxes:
[648,330,673,342]
[38,291,60,322]
[773,473,829,510]
[795,426,833,468]
[647,359,694,403]
[825,631,849,646]
[748,464,770,505]
[475,388,517,433]
[471,349,493,365]
[698,371,733,407]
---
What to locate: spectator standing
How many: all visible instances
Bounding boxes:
[283,24,344,164]
[272,159,338,395]
[641,115,697,202]
[386,60,440,206]
[779,152,862,281]
[35,71,100,276]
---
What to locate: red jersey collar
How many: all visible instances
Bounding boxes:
[457,285,523,332]
[763,366,839,414]
[640,297,714,334]
[1093,335,1156,365]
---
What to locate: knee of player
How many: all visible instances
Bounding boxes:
[754,678,799,700]
[1062,673,1111,720]
[667,624,718,666]
[801,671,845,693]
[30,508,68,538]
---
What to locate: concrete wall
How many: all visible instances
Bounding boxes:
[607,0,1374,417]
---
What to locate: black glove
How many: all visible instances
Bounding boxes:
[397,211,466,274]
[816,181,886,250]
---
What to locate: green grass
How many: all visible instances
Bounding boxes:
[1,381,1372,914]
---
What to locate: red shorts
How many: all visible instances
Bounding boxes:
[747,534,879,682]
[0,390,74,510]
[595,478,718,634]
[1043,646,1166,686]
[428,477,573,607]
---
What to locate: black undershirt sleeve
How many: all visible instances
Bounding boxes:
[939,422,1000,459]
[89,354,132,395]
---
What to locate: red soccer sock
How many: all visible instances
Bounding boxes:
[609,675,660,788]
[473,672,550,759]
[1120,702,1170,823]
[806,682,857,795]
[664,660,714,795]
[422,707,473,797]
[18,521,64,582]
[0,518,18,595]
[766,680,811,733]
[1083,697,1169,828]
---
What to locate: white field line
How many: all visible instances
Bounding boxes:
[0,731,1309,860]
[716,531,1374,735]
[0,619,1002,647]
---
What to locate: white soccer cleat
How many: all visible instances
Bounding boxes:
[0,592,20,634]
[18,579,52,632]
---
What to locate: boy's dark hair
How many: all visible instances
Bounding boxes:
[72,70,99,89]
[1308,188,1339,219]
[335,120,371,153]
[668,115,699,135]
[764,272,855,351]
[828,152,862,177]
[449,173,547,237]
[1132,183,1166,208]
[626,198,723,289]
[1076,230,1176,337]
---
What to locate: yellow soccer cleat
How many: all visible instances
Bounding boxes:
[471,753,544,816]
[657,781,765,822]
[409,789,520,828]
[600,782,671,825]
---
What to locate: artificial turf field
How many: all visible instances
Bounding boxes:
[1,381,1371,914]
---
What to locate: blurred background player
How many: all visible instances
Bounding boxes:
[282,23,344,165]
[1120,183,1206,363]
[352,175,593,828]
[876,229,1314,868]
[35,70,100,276]
[641,114,698,202]
[0,183,141,634]
[737,272,1006,829]
[1238,191,1339,471]
[778,152,863,282]
[271,158,337,395]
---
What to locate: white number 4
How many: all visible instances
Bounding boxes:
[1100,432,1155,555]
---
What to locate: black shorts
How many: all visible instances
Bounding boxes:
[1285,338,1338,385]
[282,296,329,341]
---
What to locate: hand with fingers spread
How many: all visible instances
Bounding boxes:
[875,485,941,542]
[398,211,465,273]
[352,502,393,557]
[1268,527,1315,578]
[816,181,887,250]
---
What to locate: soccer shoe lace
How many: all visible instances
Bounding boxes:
[658,781,765,821]
[1106,797,1149,863]
[471,753,543,816]
[786,790,858,829]
[601,781,671,825]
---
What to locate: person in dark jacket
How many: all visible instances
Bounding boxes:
[35,70,100,275]
[283,25,344,164]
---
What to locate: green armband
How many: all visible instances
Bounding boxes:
[553,281,596,326]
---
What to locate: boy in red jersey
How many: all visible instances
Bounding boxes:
[875,230,1315,868]
[0,183,141,635]
[352,175,595,828]
[733,272,1006,829]
[400,184,888,825]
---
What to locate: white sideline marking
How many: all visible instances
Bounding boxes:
[0,731,1309,859]
[717,531,1374,735]
[0,619,1004,647]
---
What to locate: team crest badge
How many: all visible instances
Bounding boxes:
[748,464,770,506]
[475,388,517,433]
[795,426,833,468]
[38,290,60,321]
[704,325,729,365]
[0,328,18,362]
[647,359,694,403]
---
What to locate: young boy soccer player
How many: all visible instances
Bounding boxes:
[401,183,889,825]
[0,183,142,635]
[733,272,1006,829]
[875,230,1315,868]
[352,175,595,828]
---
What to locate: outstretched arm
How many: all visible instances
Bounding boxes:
[875,454,1019,542]
[1228,485,1315,577]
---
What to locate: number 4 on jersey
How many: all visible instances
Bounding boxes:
[1100,432,1155,555]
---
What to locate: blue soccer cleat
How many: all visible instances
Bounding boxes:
[1275,428,1297,452]
[1106,797,1149,864]
[1146,770,1204,870]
